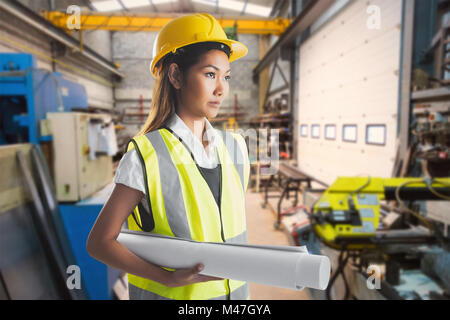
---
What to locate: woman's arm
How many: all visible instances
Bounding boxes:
[86,183,222,287]
[86,183,172,284]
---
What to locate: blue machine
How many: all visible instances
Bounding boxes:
[59,184,122,300]
[0,53,120,300]
[0,53,88,144]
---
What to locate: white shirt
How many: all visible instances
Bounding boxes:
[114,113,220,194]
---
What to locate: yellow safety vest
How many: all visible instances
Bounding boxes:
[125,127,250,300]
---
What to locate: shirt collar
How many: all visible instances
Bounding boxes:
[165,113,219,147]
[164,113,219,168]
[203,116,220,148]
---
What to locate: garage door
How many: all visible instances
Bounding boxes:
[297,0,403,185]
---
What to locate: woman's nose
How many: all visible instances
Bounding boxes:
[214,78,225,96]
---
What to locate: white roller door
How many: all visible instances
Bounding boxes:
[297,0,403,185]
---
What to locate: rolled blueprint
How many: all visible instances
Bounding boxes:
[117,230,330,291]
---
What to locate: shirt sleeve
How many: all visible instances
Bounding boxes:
[114,149,146,194]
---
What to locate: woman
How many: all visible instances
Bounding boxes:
[87,13,251,300]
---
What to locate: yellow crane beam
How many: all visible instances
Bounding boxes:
[42,11,291,35]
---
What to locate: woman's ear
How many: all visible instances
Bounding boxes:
[168,63,183,90]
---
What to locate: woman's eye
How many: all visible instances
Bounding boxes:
[206,72,231,81]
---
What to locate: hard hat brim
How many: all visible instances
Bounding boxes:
[150,38,248,78]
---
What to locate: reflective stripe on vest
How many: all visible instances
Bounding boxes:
[126,128,249,300]
[216,130,245,191]
[147,130,192,239]
[129,281,250,300]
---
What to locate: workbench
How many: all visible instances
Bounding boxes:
[262,162,312,229]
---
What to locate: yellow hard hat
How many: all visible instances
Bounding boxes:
[150,13,248,78]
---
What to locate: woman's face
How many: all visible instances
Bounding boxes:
[174,49,231,119]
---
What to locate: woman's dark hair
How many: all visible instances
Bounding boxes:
[135,42,231,136]
[160,41,231,81]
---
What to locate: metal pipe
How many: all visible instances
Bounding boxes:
[0,0,124,78]
[48,0,55,10]
[16,150,75,300]
[270,0,286,17]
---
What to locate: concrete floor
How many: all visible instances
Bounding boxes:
[245,189,310,300]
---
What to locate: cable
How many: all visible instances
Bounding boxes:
[325,245,350,300]
[350,176,371,196]
[394,179,433,233]
[426,178,450,200]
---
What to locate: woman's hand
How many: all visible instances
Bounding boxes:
[165,263,224,288]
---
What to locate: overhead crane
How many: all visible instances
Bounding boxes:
[41,10,291,35]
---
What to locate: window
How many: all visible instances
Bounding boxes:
[92,0,122,11]
[311,124,320,139]
[325,124,336,140]
[343,125,357,142]
[193,0,271,17]
[366,124,386,145]
[300,124,308,137]
[92,0,172,12]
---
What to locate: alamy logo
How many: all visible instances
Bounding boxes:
[366,265,381,290]
[66,265,81,290]
[181,121,280,175]
[366,5,381,30]
[66,5,81,30]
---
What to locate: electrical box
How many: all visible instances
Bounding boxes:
[47,112,114,202]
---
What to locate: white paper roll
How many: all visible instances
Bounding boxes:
[117,230,330,291]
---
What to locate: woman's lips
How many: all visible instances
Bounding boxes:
[208,102,220,107]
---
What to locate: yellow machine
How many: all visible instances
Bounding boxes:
[310,177,450,250]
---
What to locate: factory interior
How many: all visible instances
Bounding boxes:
[0,0,450,301]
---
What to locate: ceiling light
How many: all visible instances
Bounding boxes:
[92,0,122,12]
[151,0,175,4]
[245,2,272,17]
[121,0,151,9]
[192,0,271,17]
